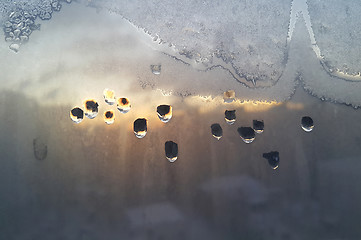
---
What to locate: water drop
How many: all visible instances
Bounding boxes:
[134,118,147,138]
[253,120,264,133]
[156,104,172,123]
[104,110,115,125]
[70,107,84,123]
[237,127,255,143]
[165,141,178,162]
[103,88,116,105]
[117,97,131,113]
[83,99,99,119]
[211,123,223,140]
[262,151,279,169]
[224,110,236,125]
[301,116,314,132]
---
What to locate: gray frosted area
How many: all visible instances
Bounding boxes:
[2,1,361,106]
[308,0,361,78]
[293,17,361,107]
[88,0,292,87]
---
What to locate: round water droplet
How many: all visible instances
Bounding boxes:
[211,123,223,140]
[117,97,131,113]
[262,151,279,169]
[237,127,255,143]
[224,110,236,125]
[134,118,147,138]
[70,107,84,123]
[156,104,172,123]
[103,88,116,105]
[301,116,314,132]
[104,110,115,125]
[83,99,99,119]
[165,141,178,162]
[253,120,264,133]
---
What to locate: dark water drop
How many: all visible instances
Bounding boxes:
[104,110,115,125]
[211,123,223,140]
[165,141,178,162]
[134,118,147,138]
[237,127,255,143]
[105,111,113,118]
[253,120,264,133]
[70,107,84,123]
[225,110,236,124]
[262,151,279,169]
[301,116,314,132]
[117,97,131,113]
[157,104,172,123]
[84,99,99,119]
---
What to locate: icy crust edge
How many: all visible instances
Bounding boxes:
[307,0,361,81]
[84,0,292,88]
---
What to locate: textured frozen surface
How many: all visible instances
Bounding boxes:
[87,0,292,87]
[1,1,361,106]
[293,17,361,107]
[2,1,361,239]
[0,0,70,44]
[308,0,361,77]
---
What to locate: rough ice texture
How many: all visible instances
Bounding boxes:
[1,0,69,44]
[2,1,361,107]
[293,16,361,107]
[308,0,361,75]
[88,0,292,86]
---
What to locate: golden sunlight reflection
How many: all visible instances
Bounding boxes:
[185,95,282,114]
[285,102,304,110]
[239,100,282,113]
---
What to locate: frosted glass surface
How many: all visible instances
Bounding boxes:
[1,0,361,239]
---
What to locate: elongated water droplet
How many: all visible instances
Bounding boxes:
[165,141,178,162]
[134,118,147,138]
[301,116,314,132]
